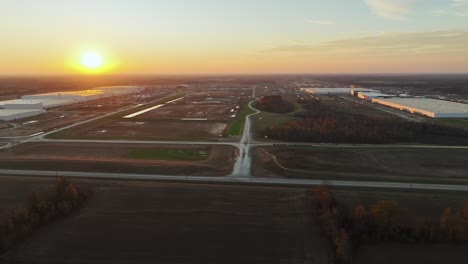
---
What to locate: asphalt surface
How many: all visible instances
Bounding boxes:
[1,169,468,192]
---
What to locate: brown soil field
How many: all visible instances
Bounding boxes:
[0,142,235,176]
[0,111,99,137]
[186,89,248,99]
[352,244,468,264]
[0,178,331,264]
[0,176,57,214]
[80,121,228,141]
[139,102,238,121]
[252,146,468,184]
[58,90,174,113]
[317,94,405,120]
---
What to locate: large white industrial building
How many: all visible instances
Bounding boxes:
[0,86,143,121]
[372,98,468,118]
[301,87,379,95]
[0,109,47,121]
[357,92,393,101]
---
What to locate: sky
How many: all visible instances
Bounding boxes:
[1,0,468,75]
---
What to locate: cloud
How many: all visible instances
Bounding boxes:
[306,19,335,25]
[261,30,468,56]
[364,0,419,20]
[452,0,468,7]
[433,0,468,17]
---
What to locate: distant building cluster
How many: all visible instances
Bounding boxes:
[301,87,468,119]
[0,86,143,121]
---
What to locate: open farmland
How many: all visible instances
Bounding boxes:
[252,146,468,184]
[141,102,238,120]
[0,178,331,264]
[80,120,228,141]
[138,90,244,121]
[352,244,468,264]
[316,94,398,119]
[0,176,58,214]
[0,142,236,176]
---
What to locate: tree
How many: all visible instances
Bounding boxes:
[372,200,399,227]
[335,229,352,264]
[440,207,464,241]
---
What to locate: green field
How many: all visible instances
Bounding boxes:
[226,104,256,136]
[436,118,468,131]
[128,148,209,161]
[252,100,302,132]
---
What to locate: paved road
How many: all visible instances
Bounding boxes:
[231,95,260,177]
[1,169,468,192]
[21,138,468,150]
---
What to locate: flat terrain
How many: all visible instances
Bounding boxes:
[252,146,468,184]
[0,177,331,264]
[0,176,56,214]
[0,142,235,176]
[79,120,228,141]
[252,95,302,136]
[318,94,398,120]
[0,111,99,137]
[436,118,468,131]
[0,89,175,138]
[353,244,468,264]
[49,89,252,141]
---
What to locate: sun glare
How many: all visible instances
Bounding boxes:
[81,52,104,69]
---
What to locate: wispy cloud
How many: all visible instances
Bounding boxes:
[433,0,468,17]
[306,19,335,25]
[364,0,419,20]
[261,30,468,56]
[452,0,468,7]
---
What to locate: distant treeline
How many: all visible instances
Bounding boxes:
[313,186,468,264]
[255,95,295,114]
[260,99,468,144]
[0,177,91,254]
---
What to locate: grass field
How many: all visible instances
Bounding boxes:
[226,104,255,136]
[436,118,468,131]
[128,148,210,161]
[252,100,302,133]
[0,142,235,176]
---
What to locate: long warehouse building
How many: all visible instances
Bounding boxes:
[301,87,379,95]
[372,98,468,118]
[0,86,143,121]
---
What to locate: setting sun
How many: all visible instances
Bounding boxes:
[81,52,104,69]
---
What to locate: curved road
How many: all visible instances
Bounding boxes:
[231,98,260,177]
